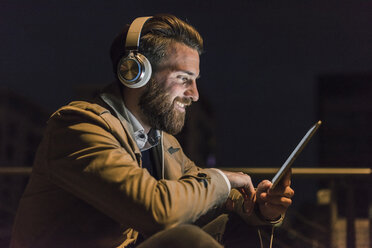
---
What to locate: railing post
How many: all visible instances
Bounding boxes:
[346,178,356,248]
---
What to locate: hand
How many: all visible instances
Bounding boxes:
[222,170,256,214]
[256,170,294,220]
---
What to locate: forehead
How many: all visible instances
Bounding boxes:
[157,42,200,75]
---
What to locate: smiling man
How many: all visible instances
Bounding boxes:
[11,14,294,248]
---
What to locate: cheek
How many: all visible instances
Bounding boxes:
[165,83,184,99]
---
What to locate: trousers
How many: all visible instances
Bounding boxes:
[135,213,264,248]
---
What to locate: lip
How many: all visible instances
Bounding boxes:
[174,100,187,112]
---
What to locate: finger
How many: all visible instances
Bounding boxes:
[258,192,267,200]
[256,180,272,203]
[268,186,294,198]
[240,175,256,214]
[238,188,248,200]
[237,187,256,213]
[269,171,291,194]
[244,188,256,213]
[265,195,293,208]
[282,169,292,187]
[284,187,295,198]
[241,174,255,199]
[257,180,272,193]
[244,182,255,198]
[243,193,256,214]
[260,191,293,203]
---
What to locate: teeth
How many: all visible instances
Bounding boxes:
[176,101,185,108]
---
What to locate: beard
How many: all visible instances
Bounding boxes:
[139,79,191,135]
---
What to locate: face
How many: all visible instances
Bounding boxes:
[139,42,200,135]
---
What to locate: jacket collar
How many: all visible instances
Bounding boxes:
[99,82,140,155]
[99,82,131,123]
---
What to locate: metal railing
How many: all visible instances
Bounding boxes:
[219,167,372,176]
[0,166,371,176]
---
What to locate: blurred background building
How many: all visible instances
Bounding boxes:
[0,89,48,246]
[317,74,372,248]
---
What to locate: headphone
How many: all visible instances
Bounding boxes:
[117,16,153,88]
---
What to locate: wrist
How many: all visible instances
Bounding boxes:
[255,203,283,223]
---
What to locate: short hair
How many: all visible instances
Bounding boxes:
[110,14,203,76]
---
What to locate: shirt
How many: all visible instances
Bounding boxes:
[125,108,231,192]
[126,108,160,151]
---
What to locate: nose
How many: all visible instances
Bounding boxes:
[184,80,199,102]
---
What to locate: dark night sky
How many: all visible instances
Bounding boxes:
[1,0,372,168]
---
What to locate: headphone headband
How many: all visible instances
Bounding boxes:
[125,16,152,50]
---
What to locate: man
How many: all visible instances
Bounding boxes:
[11,14,294,248]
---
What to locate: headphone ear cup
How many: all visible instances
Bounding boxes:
[117,52,152,88]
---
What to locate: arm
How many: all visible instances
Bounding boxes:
[45,105,230,236]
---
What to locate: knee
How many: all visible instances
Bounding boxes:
[168,224,221,248]
[175,224,206,240]
[139,224,222,248]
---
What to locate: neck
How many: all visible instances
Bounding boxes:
[123,87,151,134]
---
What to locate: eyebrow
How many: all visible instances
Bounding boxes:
[180,70,201,79]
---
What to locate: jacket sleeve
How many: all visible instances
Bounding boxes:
[43,104,230,236]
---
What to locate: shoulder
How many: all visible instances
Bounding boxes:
[53,101,109,117]
[48,101,115,130]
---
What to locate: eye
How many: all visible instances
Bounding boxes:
[176,75,189,83]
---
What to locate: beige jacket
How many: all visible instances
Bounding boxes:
[11,83,281,248]
[11,83,230,248]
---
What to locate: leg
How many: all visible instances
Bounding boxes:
[202,213,263,248]
[222,213,262,248]
[137,224,223,248]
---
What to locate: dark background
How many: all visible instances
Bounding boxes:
[1,1,372,246]
[2,0,372,167]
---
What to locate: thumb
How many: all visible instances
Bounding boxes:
[257,180,272,201]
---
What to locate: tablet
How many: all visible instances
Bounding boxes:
[271,120,322,189]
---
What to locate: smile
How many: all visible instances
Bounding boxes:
[174,100,188,112]
[175,101,185,108]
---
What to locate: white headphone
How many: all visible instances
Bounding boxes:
[117,16,153,88]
